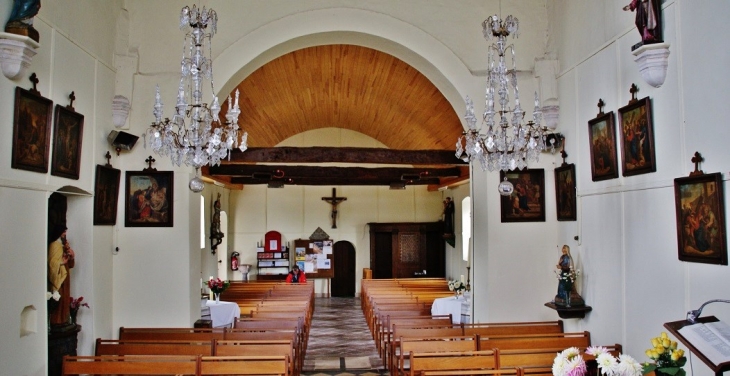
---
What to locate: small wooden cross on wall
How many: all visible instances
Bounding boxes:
[322,188,347,229]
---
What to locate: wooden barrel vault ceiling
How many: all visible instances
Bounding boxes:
[205,44,468,190]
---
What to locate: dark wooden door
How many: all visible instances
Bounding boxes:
[332,241,356,297]
[368,222,445,279]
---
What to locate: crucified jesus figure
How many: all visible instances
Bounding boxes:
[322,188,347,229]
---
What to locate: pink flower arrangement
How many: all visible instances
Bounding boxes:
[207,278,230,294]
[69,296,90,310]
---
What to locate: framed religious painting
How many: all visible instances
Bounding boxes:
[500,168,545,222]
[674,172,727,265]
[587,111,619,181]
[11,86,53,173]
[125,171,174,227]
[93,165,121,225]
[618,96,656,176]
[51,104,85,179]
[554,163,577,221]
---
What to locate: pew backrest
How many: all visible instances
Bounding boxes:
[62,355,199,375]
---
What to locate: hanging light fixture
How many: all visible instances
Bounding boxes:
[456,14,548,195]
[147,5,247,192]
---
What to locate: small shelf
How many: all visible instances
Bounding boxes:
[544,302,592,319]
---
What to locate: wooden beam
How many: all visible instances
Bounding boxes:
[226,147,466,165]
[216,165,461,186]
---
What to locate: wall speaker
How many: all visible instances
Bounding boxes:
[108,130,139,155]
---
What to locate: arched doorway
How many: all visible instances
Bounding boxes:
[331,241,356,297]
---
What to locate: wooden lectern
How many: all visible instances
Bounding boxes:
[664,316,730,376]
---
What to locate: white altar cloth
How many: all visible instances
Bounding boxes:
[431,295,469,324]
[205,300,240,328]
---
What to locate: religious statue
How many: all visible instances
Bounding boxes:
[442,197,455,247]
[623,0,662,48]
[210,193,224,252]
[5,0,41,42]
[48,225,75,327]
[553,245,585,307]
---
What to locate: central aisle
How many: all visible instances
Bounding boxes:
[302,297,386,375]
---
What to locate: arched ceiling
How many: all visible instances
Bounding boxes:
[234,44,463,149]
[208,44,469,189]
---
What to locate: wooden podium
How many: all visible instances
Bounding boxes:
[664,316,730,376]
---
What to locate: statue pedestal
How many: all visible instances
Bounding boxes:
[48,324,80,376]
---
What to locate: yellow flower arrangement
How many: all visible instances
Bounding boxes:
[642,332,686,376]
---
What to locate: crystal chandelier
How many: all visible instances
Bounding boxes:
[147,5,248,192]
[455,14,548,194]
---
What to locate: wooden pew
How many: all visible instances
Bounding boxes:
[95,339,213,356]
[199,355,290,375]
[377,315,452,360]
[477,332,591,351]
[396,335,478,376]
[463,321,564,336]
[388,325,464,373]
[213,340,296,376]
[119,327,225,341]
[407,350,498,376]
[497,344,621,369]
[62,355,199,375]
[423,368,525,376]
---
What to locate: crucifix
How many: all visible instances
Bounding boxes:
[322,188,347,229]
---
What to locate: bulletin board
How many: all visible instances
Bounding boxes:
[293,238,334,279]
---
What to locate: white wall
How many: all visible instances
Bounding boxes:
[542,2,730,375]
[0,0,123,372]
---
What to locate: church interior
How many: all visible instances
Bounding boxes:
[1,1,729,375]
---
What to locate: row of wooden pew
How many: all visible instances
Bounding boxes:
[62,281,314,376]
[361,278,619,376]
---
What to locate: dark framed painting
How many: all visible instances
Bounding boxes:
[51,105,85,179]
[588,111,619,181]
[125,171,174,227]
[555,163,577,221]
[500,168,545,222]
[94,165,121,225]
[674,172,727,265]
[11,86,53,173]
[618,96,656,176]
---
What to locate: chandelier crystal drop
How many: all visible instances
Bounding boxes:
[147,5,248,192]
[456,14,548,192]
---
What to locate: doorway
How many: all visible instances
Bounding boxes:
[332,241,356,297]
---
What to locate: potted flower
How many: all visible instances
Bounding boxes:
[447,279,466,298]
[552,346,643,376]
[69,296,89,325]
[207,278,230,302]
[642,332,686,376]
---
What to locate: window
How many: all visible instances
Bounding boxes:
[200,196,205,249]
[461,196,471,262]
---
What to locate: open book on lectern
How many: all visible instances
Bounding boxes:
[678,320,730,365]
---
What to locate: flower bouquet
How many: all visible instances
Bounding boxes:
[207,278,230,302]
[552,346,643,376]
[642,332,686,376]
[69,296,89,324]
[447,280,466,297]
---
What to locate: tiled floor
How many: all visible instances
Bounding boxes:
[302,297,386,375]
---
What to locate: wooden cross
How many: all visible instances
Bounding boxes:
[143,155,157,171]
[29,72,40,95]
[559,135,569,166]
[104,151,112,167]
[67,91,76,111]
[596,99,605,116]
[690,151,704,177]
[322,188,347,229]
[629,83,638,104]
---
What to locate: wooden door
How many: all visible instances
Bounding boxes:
[332,241,356,297]
[368,222,445,279]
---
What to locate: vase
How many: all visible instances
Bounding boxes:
[214,293,220,303]
[69,310,78,325]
